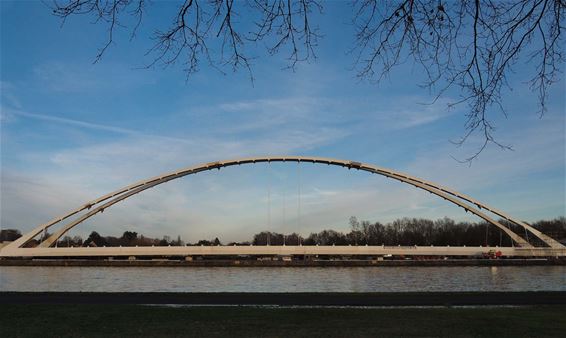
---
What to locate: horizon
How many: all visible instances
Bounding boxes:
[4,215,564,249]
[2,213,564,245]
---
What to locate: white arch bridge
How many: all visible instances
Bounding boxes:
[1,156,564,258]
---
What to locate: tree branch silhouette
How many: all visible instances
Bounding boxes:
[352,0,564,161]
[50,0,564,161]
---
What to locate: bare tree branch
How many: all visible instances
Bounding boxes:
[249,0,322,69]
[49,0,564,161]
[50,0,321,79]
[352,0,565,162]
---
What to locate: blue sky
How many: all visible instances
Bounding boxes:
[1,1,564,242]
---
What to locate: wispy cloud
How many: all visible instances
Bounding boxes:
[370,96,458,129]
[182,96,354,136]
[3,108,197,143]
[193,94,459,138]
[7,109,137,135]
[0,171,94,231]
[404,115,565,190]
[3,99,563,240]
[400,114,565,220]
[0,81,22,109]
[33,61,155,93]
[0,106,350,239]
[1,0,563,244]
[45,126,348,182]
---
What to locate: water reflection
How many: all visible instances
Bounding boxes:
[0,266,564,292]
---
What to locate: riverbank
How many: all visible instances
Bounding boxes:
[2,291,565,306]
[1,303,565,337]
[1,258,565,267]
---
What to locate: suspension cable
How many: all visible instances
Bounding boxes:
[267,162,271,246]
[283,169,287,245]
[524,227,530,245]
[297,161,301,246]
[268,162,271,230]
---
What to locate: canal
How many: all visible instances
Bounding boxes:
[1,266,564,292]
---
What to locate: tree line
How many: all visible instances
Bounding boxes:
[2,216,564,248]
[250,217,566,247]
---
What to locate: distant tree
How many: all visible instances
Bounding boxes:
[57,235,84,247]
[0,229,22,242]
[361,221,386,245]
[433,217,458,245]
[136,234,162,246]
[22,239,40,248]
[72,236,84,247]
[532,217,566,242]
[194,237,222,246]
[195,239,213,246]
[227,241,252,246]
[121,231,138,244]
[323,230,349,245]
[284,233,302,246]
[253,231,292,245]
[22,215,558,250]
[173,235,184,246]
[158,235,172,246]
[253,232,271,245]
[84,231,106,247]
[104,235,121,247]
[348,216,363,245]
[48,0,565,159]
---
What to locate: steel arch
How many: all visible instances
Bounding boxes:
[5,156,564,250]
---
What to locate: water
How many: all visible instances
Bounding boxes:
[0,266,564,292]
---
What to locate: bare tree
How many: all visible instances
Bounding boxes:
[352,0,564,161]
[49,0,564,160]
[51,0,322,81]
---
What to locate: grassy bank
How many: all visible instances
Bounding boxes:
[1,304,565,337]
[3,291,566,306]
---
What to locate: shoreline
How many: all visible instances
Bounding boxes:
[3,304,566,337]
[1,258,565,267]
[1,291,565,306]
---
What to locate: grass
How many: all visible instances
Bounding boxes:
[1,304,565,337]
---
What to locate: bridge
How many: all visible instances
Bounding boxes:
[1,156,565,258]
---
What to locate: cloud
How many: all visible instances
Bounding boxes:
[181,96,354,136]
[0,81,22,109]
[43,126,348,183]
[6,109,138,135]
[400,114,565,220]
[1,92,562,242]
[194,94,460,139]
[4,108,197,144]
[0,171,94,231]
[0,156,484,242]
[1,92,353,241]
[33,61,155,93]
[265,176,477,236]
[370,96,458,129]
[178,94,457,145]
[404,115,565,191]
[0,109,350,240]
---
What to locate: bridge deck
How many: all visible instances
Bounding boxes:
[1,245,564,257]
